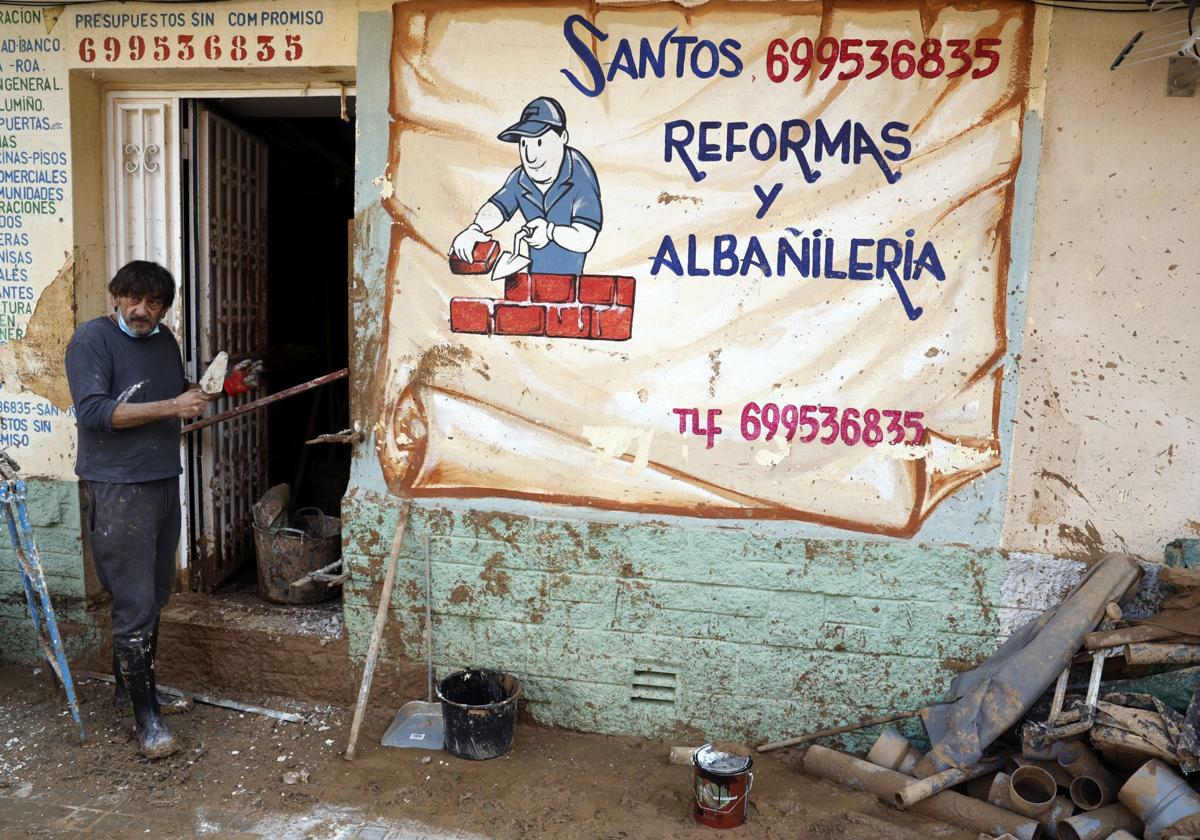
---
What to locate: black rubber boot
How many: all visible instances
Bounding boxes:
[113,628,191,715]
[148,625,192,714]
[112,648,128,707]
[114,642,181,759]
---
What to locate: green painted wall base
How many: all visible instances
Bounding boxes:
[341,487,1006,745]
[0,478,99,666]
[0,476,1012,749]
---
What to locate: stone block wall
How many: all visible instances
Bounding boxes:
[0,478,98,665]
[341,486,1017,745]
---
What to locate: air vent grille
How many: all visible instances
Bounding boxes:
[630,663,678,705]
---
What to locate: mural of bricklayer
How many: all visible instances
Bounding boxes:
[450,272,635,340]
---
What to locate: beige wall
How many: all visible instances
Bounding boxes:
[1004,10,1200,560]
[4,1,1195,562]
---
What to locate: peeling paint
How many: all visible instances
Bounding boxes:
[753,438,790,467]
[581,425,654,475]
[372,172,394,200]
[0,254,76,410]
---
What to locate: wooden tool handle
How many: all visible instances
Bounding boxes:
[182,368,348,434]
[757,709,924,753]
[344,500,411,761]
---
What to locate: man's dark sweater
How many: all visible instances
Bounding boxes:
[65,316,186,483]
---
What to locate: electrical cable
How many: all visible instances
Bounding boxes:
[1187,0,1199,57]
[1018,0,1154,10]
[1024,0,1151,4]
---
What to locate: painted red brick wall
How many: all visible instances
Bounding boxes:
[450,273,635,341]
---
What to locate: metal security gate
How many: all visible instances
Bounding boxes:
[185,104,269,592]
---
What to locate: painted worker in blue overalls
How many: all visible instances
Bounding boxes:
[451,97,603,274]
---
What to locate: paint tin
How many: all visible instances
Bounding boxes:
[692,744,753,829]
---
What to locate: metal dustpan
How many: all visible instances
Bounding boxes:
[381,699,444,749]
[382,534,444,750]
[490,228,530,280]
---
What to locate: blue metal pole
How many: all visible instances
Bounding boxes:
[1,487,40,634]
[1,478,86,744]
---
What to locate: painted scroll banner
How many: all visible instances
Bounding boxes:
[376,1,1035,535]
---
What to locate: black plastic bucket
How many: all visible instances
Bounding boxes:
[436,668,521,760]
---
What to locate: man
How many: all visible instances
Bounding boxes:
[451,96,603,275]
[65,261,256,759]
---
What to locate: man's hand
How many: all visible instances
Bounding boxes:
[112,385,212,429]
[525,218,552,250]
[451,225,489,261]
[173,389,210,419]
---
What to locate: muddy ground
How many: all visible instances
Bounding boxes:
[0,665,974,840]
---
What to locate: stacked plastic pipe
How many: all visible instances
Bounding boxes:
[800,553,1200,840]
[806,731,1200,839]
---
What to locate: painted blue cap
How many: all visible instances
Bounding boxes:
[498,97,566,142]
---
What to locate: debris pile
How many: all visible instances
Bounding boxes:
[795,552,1200,839]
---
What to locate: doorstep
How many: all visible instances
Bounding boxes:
[88,593,354,705]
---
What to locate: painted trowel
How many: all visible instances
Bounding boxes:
[199,351,229,394]
[490,227,531,280]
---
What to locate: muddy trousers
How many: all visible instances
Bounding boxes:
[86,477,180,648]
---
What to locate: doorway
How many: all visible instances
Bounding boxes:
[181,95,355,597]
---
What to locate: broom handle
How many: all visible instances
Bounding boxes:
[344,500,410,760]
[424,533,434,703]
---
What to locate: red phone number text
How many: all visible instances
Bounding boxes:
[672,404,927,449]
[765,37,1002,83]
[77,33,304,63]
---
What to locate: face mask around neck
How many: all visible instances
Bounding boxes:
[117,310,160,338]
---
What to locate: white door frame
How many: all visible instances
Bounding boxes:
[104,93,185,318]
